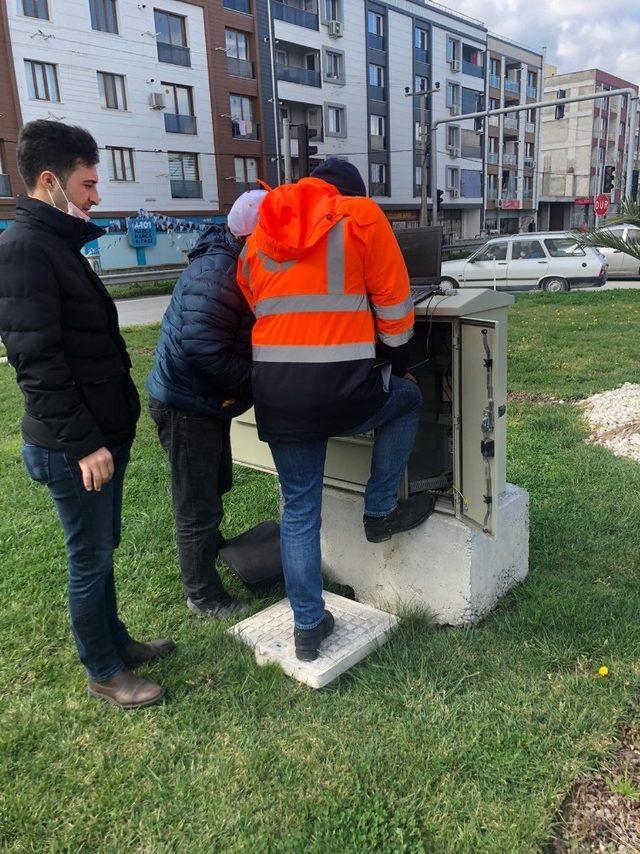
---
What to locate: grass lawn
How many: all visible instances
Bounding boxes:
[2,291,640,852]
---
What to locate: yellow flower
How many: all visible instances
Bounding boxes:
[598,666,609,678]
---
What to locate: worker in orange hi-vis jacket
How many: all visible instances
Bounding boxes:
[237,158,436,661]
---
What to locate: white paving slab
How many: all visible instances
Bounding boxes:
[228,591,398,689]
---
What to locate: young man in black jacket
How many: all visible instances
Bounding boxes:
[0,120,174,709]
[147,190,266,619]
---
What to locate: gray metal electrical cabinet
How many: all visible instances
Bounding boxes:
[231,288,513,537]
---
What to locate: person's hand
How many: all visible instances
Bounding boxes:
[222,399,236,408]
[78,447,114,492]
[404,372,418,384]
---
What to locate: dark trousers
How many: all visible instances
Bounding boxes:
[148,398,232,607]
[21,442,133,682]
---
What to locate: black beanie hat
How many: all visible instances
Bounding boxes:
[310,157,367,197]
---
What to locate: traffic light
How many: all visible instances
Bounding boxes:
[437,189,444,210]
[603,164,615,194]
[298,125,319,179]
[474,94,485,132]
[555,89,566,120]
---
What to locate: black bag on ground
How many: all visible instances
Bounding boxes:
[219,520,283,592]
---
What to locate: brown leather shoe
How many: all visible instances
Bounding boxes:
[120,638,176,669]
[87,669,165,710]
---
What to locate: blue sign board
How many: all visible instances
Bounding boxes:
[128,217,157,248]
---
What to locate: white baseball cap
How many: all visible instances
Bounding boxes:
[227,189,267,237]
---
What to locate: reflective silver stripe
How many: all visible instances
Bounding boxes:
[326,218,345,294]
[256,250,297,274]
[371,295,414,321]
[378,328,414,347]
[254,293,369,318]
[253,342,376,363]
[239,243,250,283]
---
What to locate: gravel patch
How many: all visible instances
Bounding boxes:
[580,383,640,463]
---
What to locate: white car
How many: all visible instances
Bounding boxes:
[595,223,640,278]
[440,232,607,292]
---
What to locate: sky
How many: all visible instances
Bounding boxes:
[451,0,640,84]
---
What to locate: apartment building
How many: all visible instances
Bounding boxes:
[540,67,639,230]
[484,35,543,234]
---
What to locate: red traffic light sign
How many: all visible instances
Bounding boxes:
[594,194,609,217]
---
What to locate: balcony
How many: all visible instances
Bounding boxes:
[157,42,191,67]
[164,113,197,134]
[487,152,498,165]
[367,32,385,51]
[368,84,385,102]
[463,61,484,79]
[170,179,202,199]
[370,134,386,151]
[525,121,535,134]
[504,117,518,132]
[523,189,534,200]
[272,1,318,29]
[487,186,498,200]
[370,182,388,196]
[223,0,251,10]
[489,74,500,89]
[414,47,428,64]
[526,85,537,99]
[503,153,517,166]
[461,144,482,158]
[0,173,11,197]
[524,155,534,168]
[232,121,260,140]
[276,64,321,87]
[227,57,254,79]
[504,78,520,95]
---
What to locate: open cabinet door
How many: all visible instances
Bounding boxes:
[459,319,499,536]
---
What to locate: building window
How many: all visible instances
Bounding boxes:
[234,156,258,186]
[326,104,345,136]
[446,81,460,110]
[447,125,460,150]
[489,58,500,78]
[415,75,428,93]
[446,167,459,189]
[370,114,385,150]
[226,29,248,60]
[89,0,118,34]
[97,72,127,110]
[527,70,537,89]
[368,11,383,35]
[25,60,60,102]
[324,0,341,20]
[21,0,49,19]
[168,152,202,198]
[415,166,422,186]
[155,9,190,66]
[446,37,460,63]
[324,50,343,82]
[230,94,256,138]
[369,64,384,88]
[415,28,428,50]
[370,162,387,195]
[163,82,196,133]
[106,147,135,181]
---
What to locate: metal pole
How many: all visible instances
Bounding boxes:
[265,0,282,185]
[430,122,438,227]
[282,118,292,184]
[625,97,638,200]
[419,95,428,227]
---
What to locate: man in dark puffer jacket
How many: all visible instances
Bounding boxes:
[0,120,174,710]
[147,190,266,619]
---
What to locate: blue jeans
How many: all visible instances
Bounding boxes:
[21,442,133,682]
[269,376,422,629]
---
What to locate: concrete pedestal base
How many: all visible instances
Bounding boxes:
[321,483,530,626]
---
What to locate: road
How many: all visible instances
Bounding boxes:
[115,280,640,327]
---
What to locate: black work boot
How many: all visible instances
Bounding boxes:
[294,610,335,662]
[363,493,437,543]
[187,595,249,620]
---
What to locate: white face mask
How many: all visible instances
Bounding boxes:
[47,175,91,222]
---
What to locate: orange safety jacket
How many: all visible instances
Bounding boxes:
[236,177,414,442]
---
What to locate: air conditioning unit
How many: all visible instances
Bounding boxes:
[450,59,461,73]
[327,19,343,37]
[149,92,166,110]
[449,104,460,116]
[447,146,460,158]
[449,188,460,198]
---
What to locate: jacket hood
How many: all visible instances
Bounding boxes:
[188,224,241,262]
[15,195,105,250]
[252,178,347,262]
